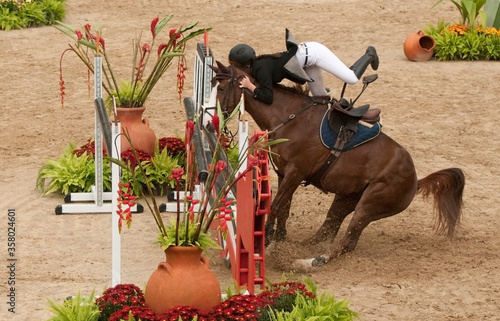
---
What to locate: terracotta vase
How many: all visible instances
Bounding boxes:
[403,30,436,62]
[114,106,157,156]
[145,246,222,314]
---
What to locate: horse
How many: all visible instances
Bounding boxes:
[211,61,465,268]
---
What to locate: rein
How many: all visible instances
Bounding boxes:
[270,100,316,133]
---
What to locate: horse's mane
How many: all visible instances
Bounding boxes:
[255,53,282,60]
[275,83,310,96]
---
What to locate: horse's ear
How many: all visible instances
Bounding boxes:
[209,61,220,73]
[216,60,225,69]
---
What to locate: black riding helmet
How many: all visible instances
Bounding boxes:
[228,44,256,66]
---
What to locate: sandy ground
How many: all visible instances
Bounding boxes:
[1,0,500,320]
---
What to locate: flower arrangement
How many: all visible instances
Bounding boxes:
[55,15,211,108]
[83,279,357,321]
[114,103,284,251]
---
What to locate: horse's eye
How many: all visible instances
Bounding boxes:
[217,86,224,92]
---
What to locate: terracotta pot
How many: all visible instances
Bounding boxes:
[145,246,222,314]
[403,30,436,62]
[114,106,156,156]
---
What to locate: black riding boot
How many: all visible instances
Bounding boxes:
[350,46,379,79]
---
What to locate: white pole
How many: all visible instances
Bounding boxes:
[111,121,121,286]
[238,93,248,173]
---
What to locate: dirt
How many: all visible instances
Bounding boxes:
[1,0,499,320]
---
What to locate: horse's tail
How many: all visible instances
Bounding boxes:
[417,168,465,238]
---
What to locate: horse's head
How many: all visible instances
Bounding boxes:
[210,61,250,118]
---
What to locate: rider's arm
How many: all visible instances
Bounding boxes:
[251,62,274,105]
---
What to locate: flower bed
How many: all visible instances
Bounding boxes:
[45,280,359,321]
[424,22,500,60]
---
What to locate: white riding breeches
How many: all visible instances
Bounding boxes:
[295,41,359,96]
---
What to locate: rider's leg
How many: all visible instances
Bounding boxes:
[303,65,328,96]
[350,46,379,79]
[303,42,359,85]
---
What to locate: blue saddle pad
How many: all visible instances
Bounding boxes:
[320,110,381,152]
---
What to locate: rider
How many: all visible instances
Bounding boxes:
[228,29,379,105]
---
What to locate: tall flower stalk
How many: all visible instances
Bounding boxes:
[111,101,286,252]
[165,102,286,250]
[55,15,211,108]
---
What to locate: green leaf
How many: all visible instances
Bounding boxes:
[154,14,174,36]
[53,20,77,38]
[45,290,100,321]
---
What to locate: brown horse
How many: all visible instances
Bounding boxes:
[211,61,465,267]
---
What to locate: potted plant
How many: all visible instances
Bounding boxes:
[111,102,286,314]
[55,15,211,155]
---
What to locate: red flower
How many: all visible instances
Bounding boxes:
[158,136,185,156]
[169,28,181,40]
[170,167,184,182]
[116,182,136,232]
[151,17,159,39]
[157,43,167,57]
[75,30,82,41]
[177,57,188,99]
[90,33,106,50]
[142,43,150,53]
[212,115,220,137]
[185,121,194,145]
[215,160,226,173]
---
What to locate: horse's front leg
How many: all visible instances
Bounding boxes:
[265,171,302,246]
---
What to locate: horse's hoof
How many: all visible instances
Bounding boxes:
[311,255,328,267]
[292,258,315,271]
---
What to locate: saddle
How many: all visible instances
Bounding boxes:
[311,96,381,145]
[331,98,380,124]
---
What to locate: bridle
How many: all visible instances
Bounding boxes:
[213,66,245,119]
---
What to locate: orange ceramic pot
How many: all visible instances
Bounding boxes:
[403,30,436,62]
[114,106,156,155]
[145,246,222,314]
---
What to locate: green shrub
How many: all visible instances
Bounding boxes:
[36,143,112,195]
[36,138,185,196]
[0,0,65,31]
[45,291,100,321]
[142,146,184,195]
[19,1,46,27]
[38,0,65,25]
[0,7,25,30]
[266,292,359,321]
[431,0,487,28]
[424,22,500,60]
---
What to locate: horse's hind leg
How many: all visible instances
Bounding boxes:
[326,181,416,259]
[306,192,361,245]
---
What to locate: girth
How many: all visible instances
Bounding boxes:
[303,99,381,191]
